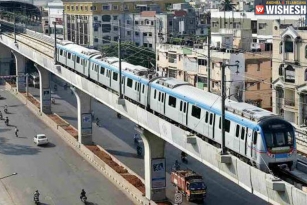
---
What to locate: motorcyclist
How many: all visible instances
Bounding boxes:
[173,160,180,171]
[134,134,139,144]
[4,105,8,113]
[5,117,9,125]
[34,190,40,201]
[96,117,99,126]
[117,113,121,119]
[80,189,86,200]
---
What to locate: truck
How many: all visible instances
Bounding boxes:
[171,170,207,202]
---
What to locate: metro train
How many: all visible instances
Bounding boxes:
[56,40,297,172]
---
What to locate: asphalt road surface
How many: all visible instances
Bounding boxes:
[29,79,268,205]
[0,87,133,205]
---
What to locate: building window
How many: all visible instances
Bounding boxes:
[279,42,283,54]
[168,69,177,78]
[149,32,152,36]
[284,35,293,53]
[212,22,218,27]
[94,27,98,32]
[113,5,118,10]
[66,6,70,10]
[94,16,98,21]
[124,5,129,10]
[305,45,307,58]
[143,33,147,36]
[257,63,260,71]
[279,64,283,76]
[198,59,207,66]
[76,6,79,10]
[102,24,111,33]
[85,6,88,11]
[71,6,74,10]
[135,31,139,36]
[91,6,97,11]
[257,83,260,90]
[258,23,266,29]
[80,6,83,10]
[127,20,130,24]
[305,69,307,81]
[135,42,140,46]
[113,16,118,20]
[144,43,148,47]
[127,31,131,35]
[114,36,118,41]
[149,44,152,48]
[94,38,98,42]
[102,5,110,10]
[135,21,139,25]
[113,26,118,31]
[285,65,295,83]
[102,15,111,22]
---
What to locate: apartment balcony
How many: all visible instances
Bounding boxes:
[285,99,295,107]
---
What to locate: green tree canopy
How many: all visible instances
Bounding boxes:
[100,42,155,69]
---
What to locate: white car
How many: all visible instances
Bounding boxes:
[34,134,49,146]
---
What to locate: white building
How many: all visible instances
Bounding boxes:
[48,1,64,39]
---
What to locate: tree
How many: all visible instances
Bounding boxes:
[100,42,155,69]
[219,0,234,11]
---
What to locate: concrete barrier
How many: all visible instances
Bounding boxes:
[5,83,156,205]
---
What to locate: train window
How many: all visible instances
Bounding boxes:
[183,102,186,113]
[253,132,257,144]
[142,85,145,93]
[127,78,133,87]
[192,105,201,119]
[113,72,118,81]
[241,127,245,140]
[168,96,176,108]
[77,56,80,64]
[138,83,140,91]
[209,113,213,125]
[158,92,161,101]
[154,90,157,99]
[81,59,84,66]
[236,125,240,137]
[205,112,208,123]
[68,53,71,59]
[60,49,63,56]
[134,82,137,90]
[161,93,164,102]
[100,67,105,75]
[180,101,183,111]
[219,118,231,132]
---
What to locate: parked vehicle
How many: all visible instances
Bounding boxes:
[34,134,49,146]
[171,170,207,202]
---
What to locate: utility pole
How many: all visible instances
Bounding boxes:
[207,25,211,92]
[53,21,57,64]
[62,9,65,40]
[14,15,16,43]
[154,17,157,71]
[118,19,123,99]
[220,61,239,155]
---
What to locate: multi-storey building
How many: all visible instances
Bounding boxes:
[272,20,307,127]
[210,10,303,51]
[157,44,246,102]
[62,0,183,48]
[157,44,273,109]
[47,1,64,39]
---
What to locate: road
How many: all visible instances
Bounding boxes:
[29,79,268,205]
[0,87,134,205]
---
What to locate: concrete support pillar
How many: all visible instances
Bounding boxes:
[72,87,93,145]
[140,129,166,202]
[35,64,52,114]
[11,51,26,92]
[0,44,12,76]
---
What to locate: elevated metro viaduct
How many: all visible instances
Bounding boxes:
[0,21,303,205]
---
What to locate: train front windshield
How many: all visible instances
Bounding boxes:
[261,122,294,154]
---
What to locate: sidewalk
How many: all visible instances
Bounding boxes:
[0,181,15,205]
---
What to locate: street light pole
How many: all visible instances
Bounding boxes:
[53,21,57,64]
[207,26,211,92]
[14,15,16,43]
[154,17,157,71]
[118,19,123,99]
[220,62,239,155]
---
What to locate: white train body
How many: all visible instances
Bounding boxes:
[56,42,297,173]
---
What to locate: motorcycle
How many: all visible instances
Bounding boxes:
[181,156,188,164]
[134,134,139,145]
[137,146,142,156]
[5,119,9,126]
[96,118,100,126]
[4,108,7,114]
[34,196,39,205]
[117,113,121,119]
[81,195,87,203]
